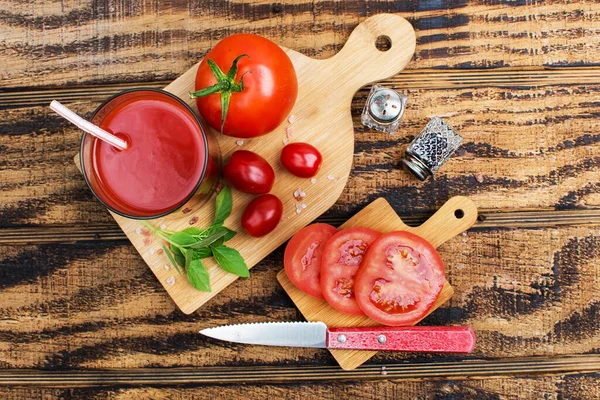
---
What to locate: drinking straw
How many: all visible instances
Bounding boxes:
[50,100,128,150]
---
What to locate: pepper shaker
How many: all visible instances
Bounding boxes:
[361,85,408,134]
[402,117,463,181]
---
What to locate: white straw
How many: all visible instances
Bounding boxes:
[50,100,128,150]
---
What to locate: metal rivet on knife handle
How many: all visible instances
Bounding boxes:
[337,334,347,343]
[378,334,387,344]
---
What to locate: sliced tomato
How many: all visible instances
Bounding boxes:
[320,227,381,316]
[284,223,337,299]
[355,231,445,326]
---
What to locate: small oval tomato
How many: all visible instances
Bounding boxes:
[223,150,275,194]
[241,194,283,237]
[281,143,322,178]
[320,227,381,316]
[191,34,298,138]
[284,223,338,299]
[355,231,445,326]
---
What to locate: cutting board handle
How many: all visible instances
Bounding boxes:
[414,196,478,248]
[332,14,416,94]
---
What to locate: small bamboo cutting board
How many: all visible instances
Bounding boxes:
[76,14,416,314]
[277,196,478,370]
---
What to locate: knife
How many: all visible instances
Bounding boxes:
[200,322,476,353]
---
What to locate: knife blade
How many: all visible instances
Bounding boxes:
[200,322,476,353]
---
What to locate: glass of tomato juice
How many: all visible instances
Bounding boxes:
[80,89,220,219]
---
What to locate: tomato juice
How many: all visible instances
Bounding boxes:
[81,89,219,218]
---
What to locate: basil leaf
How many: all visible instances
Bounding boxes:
[193,247,212,259]
[211,244,249,278]
[183,227,205,236]
[189,229,228,249]
[169,232,198,247]
[162,245,183,276]
[223,227,236,241]
[184,248,193,270]
[170,245,186,269]
[213,186,232,226]
[187,259,211,292]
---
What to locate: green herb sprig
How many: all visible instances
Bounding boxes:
[142,186,248,292]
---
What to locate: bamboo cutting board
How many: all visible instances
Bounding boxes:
[277,196,478,370]
[77,14,416,314]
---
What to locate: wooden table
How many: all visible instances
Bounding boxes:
[1,1,600,398]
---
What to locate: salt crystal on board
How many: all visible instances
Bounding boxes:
[288,114,296,124]
[189,216,199,225]
[283,139,289,145]
[301,203,307,209]
[166,276,175,286]
[160,223,167,230]
[236,140,244,146]
[328,175,335,181]
[286,127,293,138]
[310,178,317,184]
[135,227,143,235]
[293,188,306,201]
[148,248,155,256]
[164,265,170,271]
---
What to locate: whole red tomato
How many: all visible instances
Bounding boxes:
[223,150,275,194]
[191,34,298,138]
[281,142,323,178]
[241,194,283,237]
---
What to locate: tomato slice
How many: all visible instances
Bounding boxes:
[320,227,381,316]
[284,224,338,299]
[355,231,445,326]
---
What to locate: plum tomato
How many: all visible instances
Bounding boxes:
[191,34,298,138]
[223,150,275,194]
[241,194,283,237]
[354,231,445,326]
[320,227,381,316]
[281,143,322,178]
[284,223,338,299]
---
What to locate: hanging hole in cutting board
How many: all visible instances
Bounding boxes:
[454,209,465,219]
[375,35,392,51]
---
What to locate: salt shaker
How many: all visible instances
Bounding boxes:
[402,117,463,181]
[361,85,408,134]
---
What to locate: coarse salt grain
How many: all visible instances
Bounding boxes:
[475,173,484,183]
[236,140,244,146]
[293,188,306,201]
[286,127,293,139]
[310,178,317,184]
[283,139,289,145]
[164,265,170,270]
[462,232,468,237]
[182,207,192,214]
[189,216,199,225]
[160,223,167,230]
[328,175,335,181]
[296,208,302,214]
[455,265,464,270]
[462,238,468,243]
[135,227,143,235]
[301,203,307,209]
[166,276,175,285]
[288,114,296,124]
[148,248,156,255]
[156,248,164,255]
[143,238,152,246]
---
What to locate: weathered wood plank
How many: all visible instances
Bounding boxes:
[2,1,600,87]
[2,80,600,226]
[0,226,598,369]
[0,355,597,387]
[2,208,600,245]
[0,371,597,399]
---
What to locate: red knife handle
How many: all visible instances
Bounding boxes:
[326,326,476,353]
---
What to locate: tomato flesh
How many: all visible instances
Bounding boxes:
[320,227,381,316]
[355,231,445,326]
[284,223,337,299]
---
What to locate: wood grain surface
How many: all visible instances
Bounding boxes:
[2,0,600,398]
